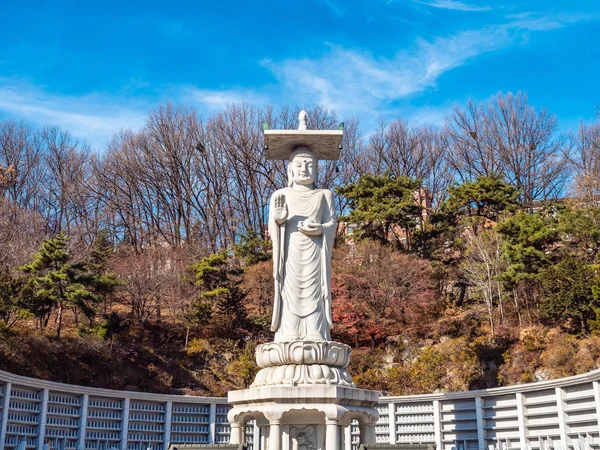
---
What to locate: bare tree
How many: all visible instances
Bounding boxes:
[111,247,175,322]
[40,125,93,242]
[415,127,454,211]
[489,92,570,206]
[207,103,272,244]
[0,119,44,211]
[365,118,453,211]
[334,117,368,217]
[570,121,600,203]
[0,198,47,272]
[446,100,504,181]
[461,230,508,336]
[94,104,218,250]
[93,130,150,251]
[447,92,571,207]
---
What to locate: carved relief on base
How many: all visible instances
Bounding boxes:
[251,364,355,387]
[255,340,351,368]
[290,425,317,450]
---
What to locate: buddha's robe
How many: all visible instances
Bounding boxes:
[269,187,336,342]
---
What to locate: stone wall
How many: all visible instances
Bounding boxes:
[1,369,599,450]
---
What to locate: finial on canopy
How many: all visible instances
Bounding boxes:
[298,108,308,130]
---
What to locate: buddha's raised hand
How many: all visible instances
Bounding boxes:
[273,193,288,224]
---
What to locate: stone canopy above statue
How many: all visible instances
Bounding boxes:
[263,109,344,160]
[263,129,343,160]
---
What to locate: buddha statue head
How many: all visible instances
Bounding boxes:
[288,147,317,188]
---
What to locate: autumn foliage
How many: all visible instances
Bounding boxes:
[332,241,440,347]
[3,95,600,396]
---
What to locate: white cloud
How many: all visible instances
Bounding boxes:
[408,104,455,127]
[319,0,349,18]
[264,12,594,119]
[179,86,270,114]
[412,0,492,12]
[507,11,596,31]
[264,29,503,117]
[0,10,595,147]
[0,80,147,150]
[0,80,269,150]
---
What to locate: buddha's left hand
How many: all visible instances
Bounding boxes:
[298,220,324,236]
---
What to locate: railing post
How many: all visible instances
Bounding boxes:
[475,397,485,450]
[253,420,260,450]
[387,402,396,445]
[515,393,527,450]
[555,387,568,449]
[37,388,49,450]
[209,403,216,444]
[164,401,172,448]
[78,393,89,450]
[0,382,11,449]
[433,400,442,450]
[594,381,600,432]
[121,397,130,450]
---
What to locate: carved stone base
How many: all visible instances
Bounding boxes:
[252,340,354,387]
[252,364,354,387]
[227,384,380,450]
[255,340,351,368]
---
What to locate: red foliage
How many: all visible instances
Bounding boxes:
[331,241,441,347]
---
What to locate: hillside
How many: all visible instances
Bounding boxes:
[2,234,600,396]
[2,97,600,395]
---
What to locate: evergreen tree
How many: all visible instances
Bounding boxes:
[85,230,120,315]
[188,250,247,340]
[0,272,30,331]
[233,227,271,267]
[540,257,600,333]
[19,233,108,338]
[497,211,559,323]
[441,176,519,235]
[87,230,113,273]
[336,172,423,249]
[414,177,518,262]
[556,205,600,264]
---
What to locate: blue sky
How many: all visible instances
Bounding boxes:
[0,0,599,149]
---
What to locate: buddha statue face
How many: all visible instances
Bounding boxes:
[288,147,317,187]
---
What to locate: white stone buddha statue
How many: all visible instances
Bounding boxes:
[268,146,337,342]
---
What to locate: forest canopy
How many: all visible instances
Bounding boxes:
[2,91,600,396]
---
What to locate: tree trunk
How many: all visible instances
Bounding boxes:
[56,302,64,338]
[484,286,495,337]
[513,290,522,327]
[497,282,505,324]
[456,283,467,307]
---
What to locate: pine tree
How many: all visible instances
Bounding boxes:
[86,230,120,316]
[497,211,559,324]
[413,176,519,263]
[19,233,105,338]
[0,271,30,331]
[87,230,113,273]
[540,257,600,333]
[233,227,271,267]
[441,176,519,235]
[337,172,423,249]
[188,250,247,340]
